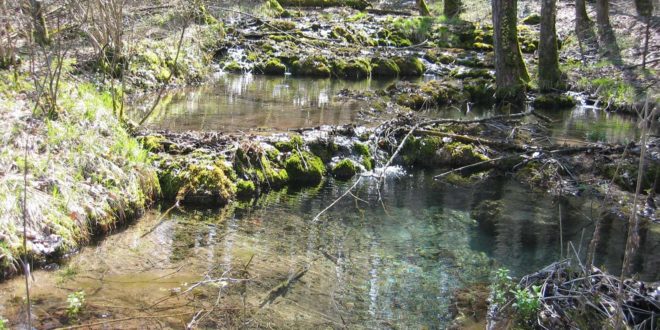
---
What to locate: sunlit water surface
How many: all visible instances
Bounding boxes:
[2,75,657,329]
[1,173,657,329]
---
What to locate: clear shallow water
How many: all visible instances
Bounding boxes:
[1,172,657,329]
[134,73,645,145]
[132,74,396,132]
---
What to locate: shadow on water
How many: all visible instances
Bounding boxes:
[1,171,657,328]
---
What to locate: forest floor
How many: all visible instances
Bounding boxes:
[0,0,658,328]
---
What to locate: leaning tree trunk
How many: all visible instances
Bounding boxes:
[492,0,529,102]
[575,0,597,50]
[539,0,565,92]
[444,0,461,19]
[26,0,49,46]
[595,0,620,62]
[418,0,431,16]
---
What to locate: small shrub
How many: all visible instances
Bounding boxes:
[66,291,86,321]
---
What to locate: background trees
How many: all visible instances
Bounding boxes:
[538,0,565,92]
[492,0,529,102]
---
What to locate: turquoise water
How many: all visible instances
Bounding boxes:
[1,171,656,329]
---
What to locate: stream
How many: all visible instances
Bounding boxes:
[1,74,657,329]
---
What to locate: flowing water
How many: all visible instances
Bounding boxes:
[2,75,657,329]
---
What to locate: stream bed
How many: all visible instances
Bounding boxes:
[2,74,658,329]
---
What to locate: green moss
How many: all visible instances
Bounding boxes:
[452,68,493,80]
[463,78,495,104]
[270,19,297,31]
[472,42,494,51]
[138,135,165,152]
[263,58,287,75]
[353,142,370,157]
[285,151,326,186]
[522,14,541,25]
[332,159,358,180]
[444,142,489,166]
[371,58,400,77]
[309,139,339,162]
[599,161,660,193]
[402,136,443,167]
[274,134,304,152]
[292,55,332,77]
[532,94,576,110]
[424,50,455,65]
[334,58,371,80]
[236,180,256,199]
[393,57,425,76]
[224,61,243,73]
[158,159,235,205]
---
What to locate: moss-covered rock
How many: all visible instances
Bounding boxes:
[333,58,371,80]
[353,142,375,171]
[159,159,236,205]
[285,151,326,186]
[439,142,490,166]
[309,139,339,162]
[522,14,541,25]
[292,55,331,77]
[424,49,455,65]
[393,57,425,76]
[371,57,400,77]
[452,68,494,80]
[472,42,494,51]
[332,159,358,180]
[263,58,287,75]
[236,179,257,199]
[274,134,304,152]
[224,61,243,73]
[402,136,443,167]
[532,94,576,110]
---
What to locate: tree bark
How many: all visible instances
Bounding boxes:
[539,0,565,92]
[634,0,653,68]
[444,0,461,19]
[26,0,49,46]
[492,0,529,102]
[575,0,597,50]
[595,0,620,62]
[418,0,431,16]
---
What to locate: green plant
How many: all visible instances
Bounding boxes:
[66,291,86,320]
[512,285,542,324]
[0,317,7,330]
[490,268,514,306]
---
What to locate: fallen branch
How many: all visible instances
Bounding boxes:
[313,176,362,221]
[433,156,505,179]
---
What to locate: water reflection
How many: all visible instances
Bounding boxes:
[1,172,656,329]
[133,74,393,132]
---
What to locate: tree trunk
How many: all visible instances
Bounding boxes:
[634,0,653,68]
[539,0,565,92]
[575,0,597,50]
[595,0,620,62]
[27,0,49,46]
[492,0,529,102]
[444,0,461,19]
[418,0,431,16]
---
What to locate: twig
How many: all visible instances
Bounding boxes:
[433,156,505,179]
[313,176,362,222]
